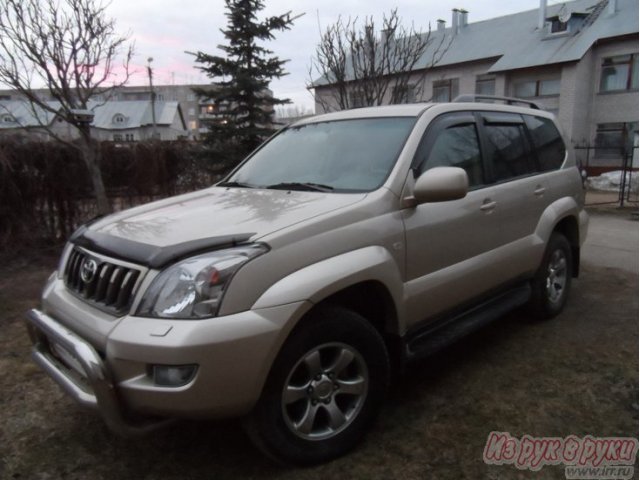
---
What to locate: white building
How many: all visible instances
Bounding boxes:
[313,0,639,171]
[0,100,187,142]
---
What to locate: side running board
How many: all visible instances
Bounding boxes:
[405,283,531,362]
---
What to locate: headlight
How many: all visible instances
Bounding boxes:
[137,244,268,319]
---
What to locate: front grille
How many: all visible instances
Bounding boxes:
[64,248,142,315]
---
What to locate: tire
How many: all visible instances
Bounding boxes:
[528,232,572,319]
[244,306,390,466]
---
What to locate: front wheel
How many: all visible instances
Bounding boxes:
[528,232,572,319]
[244,306,389,465]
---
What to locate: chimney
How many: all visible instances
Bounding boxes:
[538,0,547,30]
[608,0,617,15]
[365,25,373,39]
[437,19,446,33]
[381,28,393,44]
[459,9,468,27]
[452,8,460,35]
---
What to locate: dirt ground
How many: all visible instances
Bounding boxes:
[0,214,637,480]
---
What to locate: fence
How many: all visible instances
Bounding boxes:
[574,145,638,207]
[0,139,230,252]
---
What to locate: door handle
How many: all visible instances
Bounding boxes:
[534,185,546,196]
[480,199,497,212]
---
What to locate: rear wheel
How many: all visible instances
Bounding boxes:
[528,232,572,319]
[244,306,389,465]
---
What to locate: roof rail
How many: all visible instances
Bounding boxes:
[453,94,542,110]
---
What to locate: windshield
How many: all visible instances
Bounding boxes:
[225,117,416,192]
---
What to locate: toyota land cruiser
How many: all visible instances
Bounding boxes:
[26,96,588,465]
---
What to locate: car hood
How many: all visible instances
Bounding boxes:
[87,187,367,248]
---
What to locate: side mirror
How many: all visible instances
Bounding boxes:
[413,166,469,204]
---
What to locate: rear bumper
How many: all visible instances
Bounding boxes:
[26,308,173,436]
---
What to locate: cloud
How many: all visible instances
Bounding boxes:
[106,0,541,110]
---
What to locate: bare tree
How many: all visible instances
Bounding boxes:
[309,9,452,112]
[0,0,134,214]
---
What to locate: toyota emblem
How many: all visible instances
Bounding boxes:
[80,258,98,283]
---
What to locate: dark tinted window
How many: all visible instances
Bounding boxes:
[415,120,483,187]
[484,123,534,182]
[524,115,566,171]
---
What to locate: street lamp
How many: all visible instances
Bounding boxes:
[147,57,159,140]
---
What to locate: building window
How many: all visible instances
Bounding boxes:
[391,84,416,104]
[600,54,639,92]
[595,122,638,158]
[189,120,197,131]
[187,93,196,101]
[156,93,164,101]
[1,114,15,123]
[112,113,126,124]
[432,79,459,102]
[188,107,195,116]
[514,78,560,98]
[550,19,568,33]
[475,77,495,96]
[350,91,366,108]
[113,134,123,142]
[125,133,134,141]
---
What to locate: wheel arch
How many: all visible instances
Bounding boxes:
[552,215,580,277]
[535,196,584,278]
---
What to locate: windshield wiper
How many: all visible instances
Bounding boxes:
[218,180,255,188]
[265,182,334,192]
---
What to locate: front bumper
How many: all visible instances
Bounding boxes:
[26,300,311,436]
[26,309,172,436]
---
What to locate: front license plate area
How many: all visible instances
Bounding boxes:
[50,340,87,379]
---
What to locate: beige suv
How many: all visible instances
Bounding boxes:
[26,97,588,465]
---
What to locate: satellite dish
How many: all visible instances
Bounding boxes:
[558,6,571,23]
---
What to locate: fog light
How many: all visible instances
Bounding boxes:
[152,364,198,387]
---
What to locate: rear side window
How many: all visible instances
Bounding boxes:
[483,123,534,182]
[524,115,566,171]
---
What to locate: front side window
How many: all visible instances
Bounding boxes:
[227,117,416,192]
[484,122,534,182]
[524,115,566,171]
[414,113,483,187]
[600,54,639,92]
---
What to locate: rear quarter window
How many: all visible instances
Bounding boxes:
[524,115,566,171]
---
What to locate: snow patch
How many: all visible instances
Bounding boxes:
[587,170,638,193]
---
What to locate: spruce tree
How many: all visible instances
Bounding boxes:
[192,0,295,164]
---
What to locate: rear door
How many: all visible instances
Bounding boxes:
[402,111,506,327]
[475,111,550,278]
